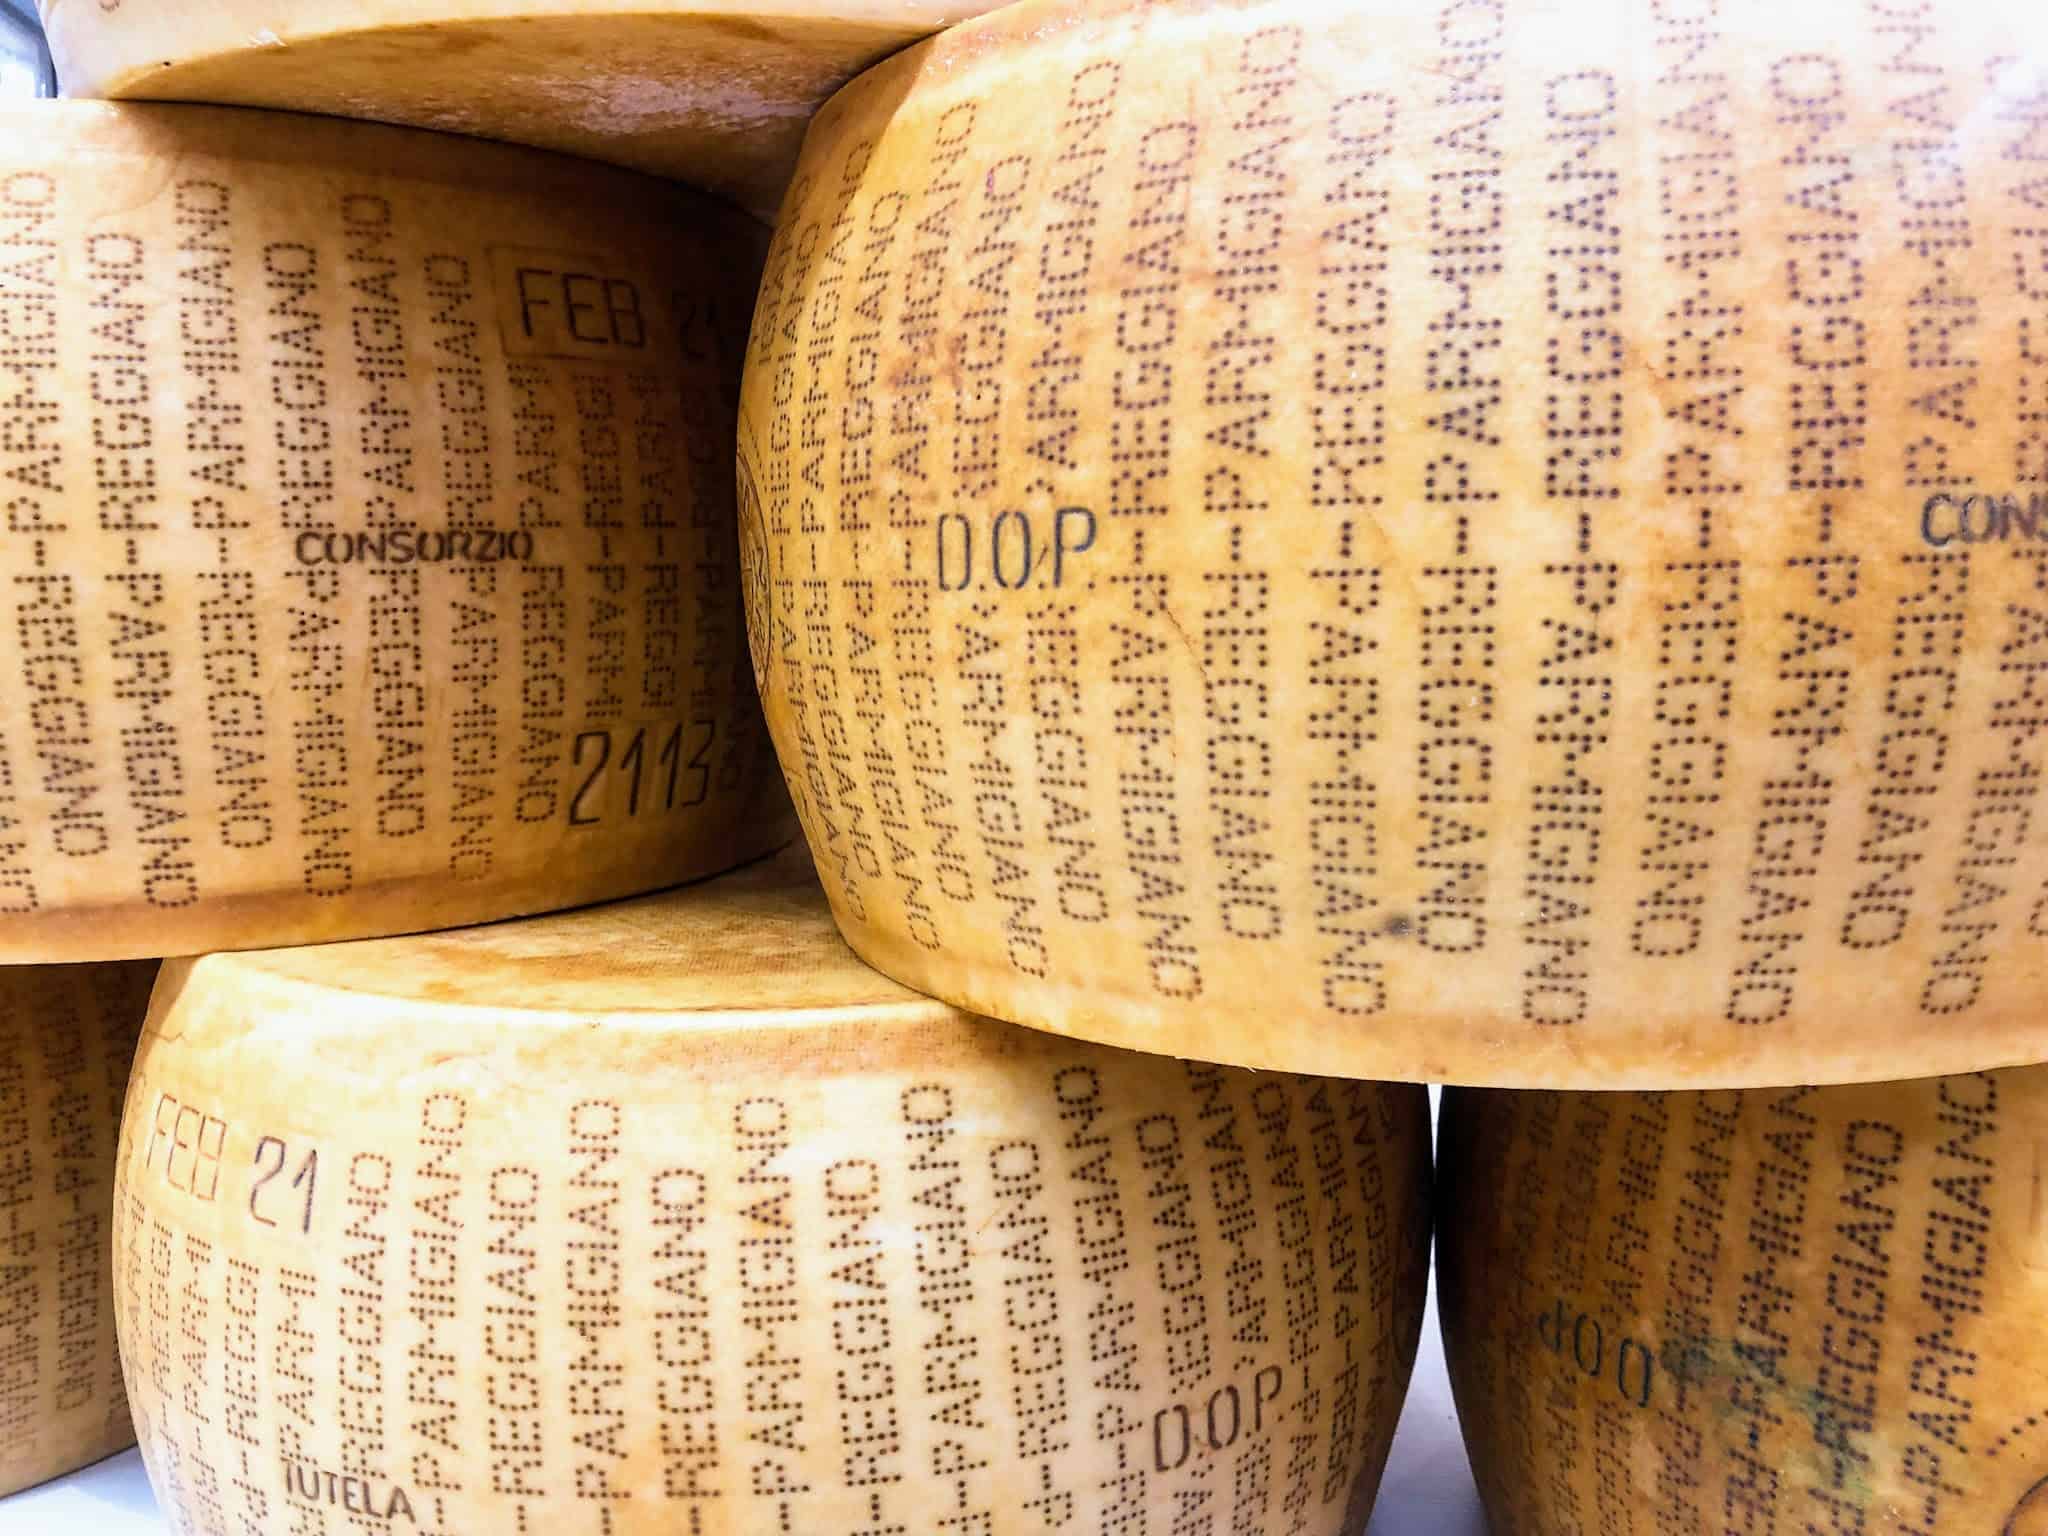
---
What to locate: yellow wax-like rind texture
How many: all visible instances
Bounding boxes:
[115,849,1432,1534]
[740,0,2048,1086]
[1437,1073,2048,1534]
[0,101,795,961]
[38,0,1002,220]
[0,961,154,1496]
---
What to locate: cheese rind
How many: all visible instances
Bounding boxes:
[1438,1073,2048,1535]
[0,961,154,1496]
[114,849,1431,1534]
[742,0,2048,1087]
[0,102,793,962]
[38,0,1000,220]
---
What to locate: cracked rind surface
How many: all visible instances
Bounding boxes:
[0,961,154,1496]
[1438,1074,2048,1536]
[0,101,794,960]
[743,0,2048,1087]
[38,0,1001,219]
[116,847,1432,1534]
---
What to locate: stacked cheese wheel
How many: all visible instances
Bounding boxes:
[1438,1075,2048,1535]
[0,963,153,1497]
[0,102,793,964]
[115,849,1432,1533]
[741,0,2048,1091]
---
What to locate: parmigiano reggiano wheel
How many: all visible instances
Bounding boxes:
[113,848,1430,1534]
[1437,1073,2048,1536]
[739,0,2048,1088]
[38,0,1001,221]
[0,960,153,1496]
[0,101,793,963]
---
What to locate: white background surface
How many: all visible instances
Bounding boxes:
[1,1281,1486,1533]
[0,9,1488,1530]
[0,0,47,98]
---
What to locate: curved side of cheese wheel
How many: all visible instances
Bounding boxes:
[0,101,793,962]
[113,850,1431,1534]
[39,0,998,221]
[740,0,2048,1087]
[0,961,154,1496]
[1437,1074,2048,1536]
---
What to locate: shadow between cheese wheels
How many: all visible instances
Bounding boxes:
[738,0,2048,1087]
[114,846,1432,1534]
[0,101,795,961]
[0,960,154,1497]
[1438,1073,2048,1536]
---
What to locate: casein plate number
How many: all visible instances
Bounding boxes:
[567,720,716,827]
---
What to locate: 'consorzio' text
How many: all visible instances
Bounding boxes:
[291,526,540,565]
[1921,490,2048,547]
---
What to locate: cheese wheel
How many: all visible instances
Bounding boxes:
[740,0,2048,1088]
[38,0,1002,223]
[1438,1074,2048,1536]
[113,848,1432,1534]
[0,102,793,963]
[0,960,153,1495]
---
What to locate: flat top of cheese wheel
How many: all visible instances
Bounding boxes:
[39,0,1000,219]
[741,0,2048,1089]
[6,92,758,202]
[184,846,942,1021]
[0,100,791,961]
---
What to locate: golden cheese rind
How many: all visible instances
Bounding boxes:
[38,0,1000,221]
[1438,1073,2048,1536]
[0,961,153,1496]
[0,101,794,962]
[742,0,2048,1087]
[114,849,1431,1534]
